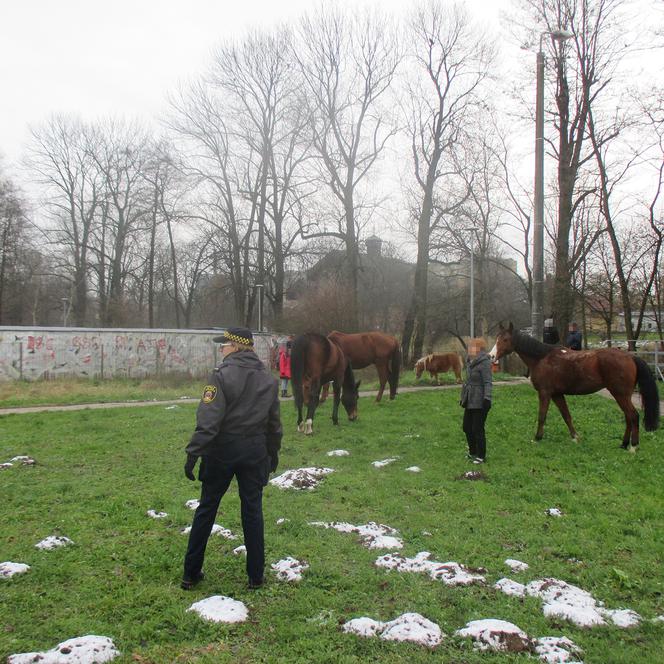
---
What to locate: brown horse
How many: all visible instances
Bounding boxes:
[414,353,462,384]
[490,322,660,450]
[324,330,401,402]
[291,332,360,435]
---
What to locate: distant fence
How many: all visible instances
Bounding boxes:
[0,327,279,382]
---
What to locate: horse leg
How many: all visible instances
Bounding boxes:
[551,395,579,441]
[305,379,320,435]
[297,382,309,433]
[331,379,341,425]
[375,363,389,403]
[614,394,639,452]
[534,393,551,440]
[320,382,330,403]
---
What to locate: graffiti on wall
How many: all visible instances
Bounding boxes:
[0,329,276,382]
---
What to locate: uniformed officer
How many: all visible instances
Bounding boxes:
[181,326,282,590]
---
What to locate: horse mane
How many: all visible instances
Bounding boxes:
[512,330,557,359]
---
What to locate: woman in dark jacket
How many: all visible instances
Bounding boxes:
[460,338,493,464]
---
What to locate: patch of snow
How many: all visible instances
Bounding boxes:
[11,456,36,465]
[35,535,74,550]
[270,467,334,490]
[526,578,640,628]
[422,530,432,536]
[546,508,563,517]
[271,556,309,582]
[375,551,485,586]
[276,517,289,524]
[505,558,529,572]
[371,457,399,468]
[460,470,485,480]
[181,524,236,539]
[146,510,168,519]
[8,635,120,663]
[494,578,526,597]
[232,545,246,556]
[185,499,199,510]
[309,521,403,549]
[343,612,443,647]
[164,405,179,410]
[653,615,664,622]
[1,462,13,469]
[455,619,532,653]
[534,636,584,663]
[406,466,422,473]
[327,449,350,457]
[0,562,31,578]
[187,595,248,623]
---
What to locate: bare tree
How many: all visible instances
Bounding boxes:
[294,6,401,331]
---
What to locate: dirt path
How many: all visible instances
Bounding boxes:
[0,380,530,416]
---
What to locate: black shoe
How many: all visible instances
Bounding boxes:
[248,576,264,589]
[181,571,204,590]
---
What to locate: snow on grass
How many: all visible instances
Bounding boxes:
[524,578,640,628]
[271,556,309,582]
[1,562,30,578]
[10,456,36,465]
[343,612,443,648]
[270,467,334,490]
[534,636,584,663]
[327,449,350,457]
[187,596,249,623]
[405,466,422,473]
[276,517,289,524]
[494,578,526,597]
[8,635,120,663]
[371,457,399,468]
[35,535,74,550]
[146,510,167,519]
[0,462,13,469]
[185,499,199,510]
[455,619,533,653]
[181,524,236,539]
[309,521,403,550]
[459,470,486,481]
[546,507,563,517]
[505,558,529,572]
[375,551,485,586]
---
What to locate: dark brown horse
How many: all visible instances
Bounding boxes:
[324,330,401,402]
[414,353,463,384]
[291,332,360,435]
[490,322,660,450]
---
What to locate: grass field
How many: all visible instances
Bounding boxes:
[0,368,517,409]
[2,385,664,663]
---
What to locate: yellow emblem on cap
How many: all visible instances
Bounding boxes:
[202,385,217,403]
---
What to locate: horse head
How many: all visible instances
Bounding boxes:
[341,366,360,421]
[414,357,425,379]
[489,322,515,361]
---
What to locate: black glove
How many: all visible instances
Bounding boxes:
[269,452,279,473]
[483,399,492,412]
[184,454,199,481]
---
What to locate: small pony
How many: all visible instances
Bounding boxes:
[414,353,463,384]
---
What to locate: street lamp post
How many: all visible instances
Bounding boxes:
[61,297,69,327]
[532,28,573,341]
[464,227,479,338]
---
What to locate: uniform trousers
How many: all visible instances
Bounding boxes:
[184,453,269,582]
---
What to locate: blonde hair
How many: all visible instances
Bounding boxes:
[468,337,486,351]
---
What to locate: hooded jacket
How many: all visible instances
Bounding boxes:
[460,351,493,409]
[186,350,282,461]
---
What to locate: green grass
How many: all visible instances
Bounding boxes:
[2,386,664,662]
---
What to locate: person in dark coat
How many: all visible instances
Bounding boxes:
[565,322,583,350]
[182,326,282,590]
[460,338,493,464]
[543,316,560,345]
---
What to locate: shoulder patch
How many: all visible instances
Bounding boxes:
[202,384,217,404]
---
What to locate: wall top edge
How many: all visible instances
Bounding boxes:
[0,327,276,337]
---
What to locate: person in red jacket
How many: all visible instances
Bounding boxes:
[278,339,292,397]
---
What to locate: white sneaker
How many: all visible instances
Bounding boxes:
[473,457,485,464]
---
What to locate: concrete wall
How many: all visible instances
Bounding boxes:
[0,327,277,381]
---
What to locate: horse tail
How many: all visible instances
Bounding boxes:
[290,334,307,412]
[388,342,401,398]
[634,356,660,431]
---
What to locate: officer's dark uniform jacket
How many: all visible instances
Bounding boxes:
[186,350,282,467]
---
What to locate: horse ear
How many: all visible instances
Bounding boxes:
[498,321,505,332]
[508,322,514,332]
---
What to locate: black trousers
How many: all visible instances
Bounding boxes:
[463,407,488,460]
[184,454,270,582]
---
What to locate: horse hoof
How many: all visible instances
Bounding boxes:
[297,423,305,433]
[628,445,637,454]
[304,419,313,435]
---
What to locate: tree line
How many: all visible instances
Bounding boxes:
[0,0,662,363]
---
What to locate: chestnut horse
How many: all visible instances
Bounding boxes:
[414,353,462,384]
[323,331,400,402]
[490,322,660,450]
[291,332,360,435]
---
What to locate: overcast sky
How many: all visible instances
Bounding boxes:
[0,0,507,174]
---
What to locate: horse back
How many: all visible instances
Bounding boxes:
[328,330,397,369]
[430,352,458,373]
